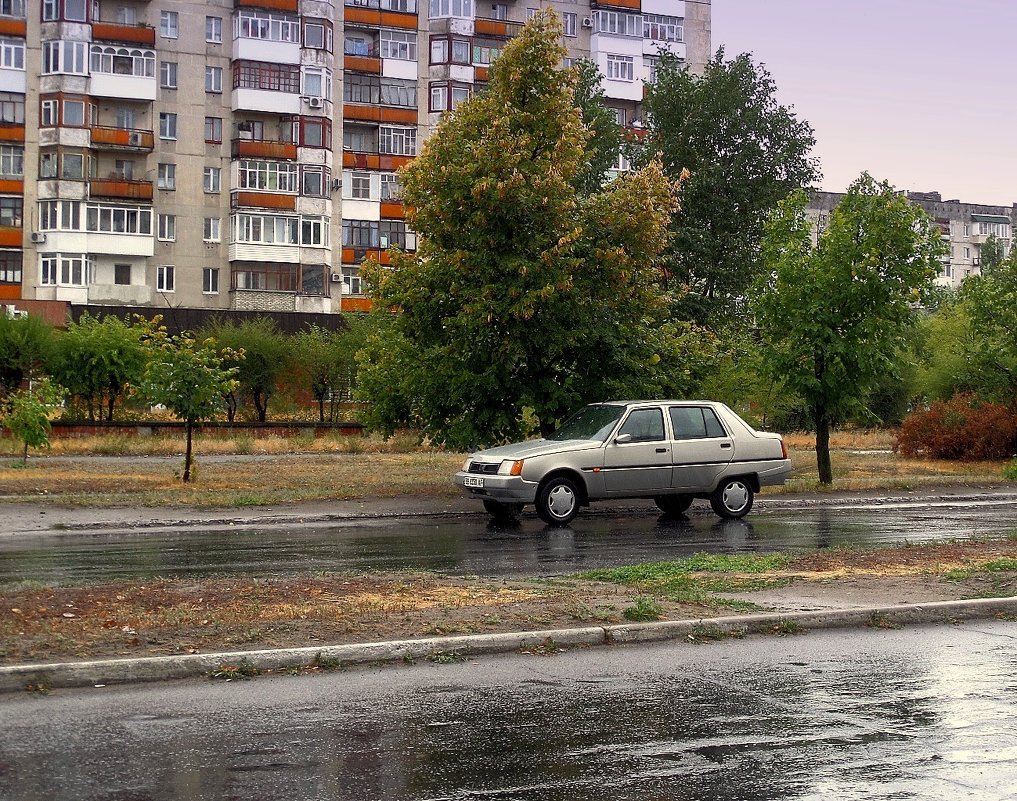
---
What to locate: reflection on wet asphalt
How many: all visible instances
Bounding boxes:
[3,623,1016,800]
[4,501,1017,584]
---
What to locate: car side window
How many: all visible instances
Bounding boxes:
[618,408,665,442]
[670,407,727,439]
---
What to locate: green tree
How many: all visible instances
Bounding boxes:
[201,317,290,422]
[638,49,820,326]
[978,233,1006,274]
[52,313,148,421]
[359,11,713,449]
[0,313,55,396]
[571,57,623,196]
[960,246,1017,400]
[751,175,945,484]
[142,332,240,482]
[1,378,65,464]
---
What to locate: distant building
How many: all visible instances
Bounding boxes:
[808,190,1015,289]
[0,0,711,323]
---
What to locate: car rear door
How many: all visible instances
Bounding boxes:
[602,406,672,494]
[668,405,735,491]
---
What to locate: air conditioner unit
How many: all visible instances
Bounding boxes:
[127,132,142,146]
[307,96,323,109]
[330,272,343,282]
[581,16,593,28]
[30,232,46,244]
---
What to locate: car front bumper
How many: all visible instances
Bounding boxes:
[453,472,539,504]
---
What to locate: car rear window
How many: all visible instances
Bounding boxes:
[670,406,726,439]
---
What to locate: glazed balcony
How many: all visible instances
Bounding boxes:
[231,138,298,160]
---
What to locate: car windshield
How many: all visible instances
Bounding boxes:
[546,405,625,442]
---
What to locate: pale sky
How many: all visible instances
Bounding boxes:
[712,0,1016,207]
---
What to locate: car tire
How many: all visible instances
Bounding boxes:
[483,500,523,520]
[710,478,754,519]
[654,495,694,515]
[536,476,580,526]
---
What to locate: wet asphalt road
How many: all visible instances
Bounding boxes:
[4,497,1017,585]
[3,620,1017,800]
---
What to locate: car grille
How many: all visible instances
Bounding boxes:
[467,462,499,475]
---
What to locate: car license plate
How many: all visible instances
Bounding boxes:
[464,476,484,488]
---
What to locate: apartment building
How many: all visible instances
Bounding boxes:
[0,0,710,320]
[808,190,1016,290]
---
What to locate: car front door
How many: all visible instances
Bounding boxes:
[602,407,672,494]
[669,405,735,491]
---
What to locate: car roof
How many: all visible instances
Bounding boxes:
[594,400,722,407]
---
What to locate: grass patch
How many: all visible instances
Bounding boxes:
[623,596,663,622]
[210,659,260,681]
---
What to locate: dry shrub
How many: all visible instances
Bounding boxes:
[895,394,1017,460]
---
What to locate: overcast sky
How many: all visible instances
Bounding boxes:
[712,0,1016,207]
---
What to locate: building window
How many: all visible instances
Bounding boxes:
[643,13,683,43]
[303,21,332,51]
[350,171,371,199]
[232,213,299,245]
[232,60,301,93]
[232,262,297,292]
[205,16,223,43]
[62,99,85,126]
[379,29,416,60]
[562,12,577,37]
[594,10,641,37]
[157,264,175,292]
[89,45,155,77]
[0,145,22,177]
[379,220,415,250]
[157,163,176,190]
[42,40,87,74]
[39,200,82,230]
[0,38,24,69]
[379,125,416,156]
[300,216,327,246]
[342,266,362,296]
[293,117,330,148]
[606,54,634,81]
[0,0,24,18]
[203,166,221,193]
[0,195,21,227]
[0,91,23,123]
[234,9,300,42]
[157,213,175,241]
[203,217,221,242]
[300,165,328,197]
[490,3,507,20]
[41,253,93,286]
[160,61,177,89]
[205,66,223,93]
[60,152,83,178]
[430,36,470,65]
[238,160,298,191]
[381,0,416,11]
[380,173,400,200]
[0,250,20,285]
[428,0,473,19]
[429,83,447,112]
[159,112,177,140]
[114,263,131,285]
[204,117,223,144]
[159,10,178,38]
[203,267,219,294]
[85,203,152,234]
[42,0,85,21]
[301,66,330,98]
[342,219,378,248]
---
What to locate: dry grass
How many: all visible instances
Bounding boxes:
[0,428,1011,508]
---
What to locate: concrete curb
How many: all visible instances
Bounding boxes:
[4,597,1015,694]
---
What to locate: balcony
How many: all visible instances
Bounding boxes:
[0,124,24,143]
[90,126,155,152]
[235,0,299,12]
[344,54,382,74]
[231,138,298,160]
[343,104,417,125]
[342,151,414,171]
[89,178,154,201]
[0,18,26,37]
[91,22,156,45]
[0,226,20,247]
[344,6,417,30]
[474,18,524,38]
[231,191,297,211]
[591,0,641,10]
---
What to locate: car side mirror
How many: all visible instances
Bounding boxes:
[614,433,632,444]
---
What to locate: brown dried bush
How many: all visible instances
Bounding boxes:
[894,394,1017,461]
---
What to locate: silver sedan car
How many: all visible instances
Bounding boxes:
[454,400,792,525]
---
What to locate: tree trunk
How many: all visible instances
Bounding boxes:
[21,440,27,464]
[318,397,325,423]
[814,405,833,485]
[183,420,194,482]
[106,392,115,422]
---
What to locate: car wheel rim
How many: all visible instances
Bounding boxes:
[722,483,749,512]
[547,485,576,519]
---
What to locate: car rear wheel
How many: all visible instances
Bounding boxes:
[536,476,580,526]
[483,500,523,520]
[710,478,754,519]
[654,495,694,515]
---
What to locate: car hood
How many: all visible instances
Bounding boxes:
[470,439,602,462]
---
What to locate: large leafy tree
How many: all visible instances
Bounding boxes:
[751,175,945,484]
[0,313,56,396]
[52,313,148,421]
[359,11,713,449]
[639,49,820,326]
[959,245,1017,400]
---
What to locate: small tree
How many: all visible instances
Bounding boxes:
[752,175,944,484]
[201,318,290,422]
[2,378,65,464]
[142,333,241,482]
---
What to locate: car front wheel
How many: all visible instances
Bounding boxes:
[710,478,754,519]
[654,495,694,515]
[536,476,580,526]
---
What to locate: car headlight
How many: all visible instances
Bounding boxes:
[461,457,472,472]
[498,459,524,476]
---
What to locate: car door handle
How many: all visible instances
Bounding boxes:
[656,448,667,453]
[720,443,732,449]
